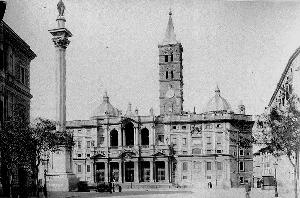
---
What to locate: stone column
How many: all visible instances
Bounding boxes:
[165,161,169,182]
[104,162,108,182]
[150,160,154,182]
[149,127,154,146]
[134,127,138,146]
[134,161,139,182]
[118,130,122,147]
[118,161,122,182]
[49,17,72,132]
[123,130,126,146]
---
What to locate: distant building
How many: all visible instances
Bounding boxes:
[59,11,254,189]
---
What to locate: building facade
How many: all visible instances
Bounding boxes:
[63,12,254,189]
[0,1,36,194]
[253,45,300,191]
[0,16,36,126]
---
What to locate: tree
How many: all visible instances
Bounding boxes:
[29,118,74,197]
[256,95,300,198]
[0,109,74,197]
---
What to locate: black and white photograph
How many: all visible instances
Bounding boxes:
[1,0,300,197]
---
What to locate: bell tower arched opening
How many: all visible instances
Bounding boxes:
[124,122,134,146]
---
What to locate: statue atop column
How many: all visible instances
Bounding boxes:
[57,0,65,17]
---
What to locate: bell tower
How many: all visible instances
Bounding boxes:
[158,11,183,115]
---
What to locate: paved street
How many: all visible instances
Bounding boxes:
[43,188,294,198]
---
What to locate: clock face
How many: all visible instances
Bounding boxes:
[165,89,175,98]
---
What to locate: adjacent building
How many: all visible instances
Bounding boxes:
[62,11,254,189]
[253,44,300,190]
[0,1,36,194]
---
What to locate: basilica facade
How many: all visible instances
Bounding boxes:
[66,12,254,189]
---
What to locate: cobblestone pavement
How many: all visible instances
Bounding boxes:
[44,188,294,198]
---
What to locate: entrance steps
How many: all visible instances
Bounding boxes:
[119,182,173,189]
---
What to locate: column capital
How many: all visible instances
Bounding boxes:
[52,37,70,49]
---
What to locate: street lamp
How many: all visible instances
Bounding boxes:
[273,161,279,197]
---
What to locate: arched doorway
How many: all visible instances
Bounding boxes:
[124,122,134,146]
[141,128,149,146]
[110,129,118,147]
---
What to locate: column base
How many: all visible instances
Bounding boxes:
[46,172,78,191]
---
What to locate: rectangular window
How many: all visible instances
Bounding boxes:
[172,125,177,130]
[182,175,187,179]
[217,162,222,170]
[87,165,91,172]
[206,162,212,171]
[171,135,177,145]
[87,141,91,148]
[20,66,25,84]
[77,154,82,158]
[182,138,187,145]
[182,125,187,130]
[206,149,212,154]
[239,149,244,156]
[206,137,212,145]
[8,54,13,74]
[239,176,244,184]
[182,162,188,171]
[158,135,164,143]
[7,94,13,118]
[77,164,82,173]
[78,141,82,149]
[100,136,105,145]
[87,154,90,157]
[216,150,222,154]
[0,48,3,71]
[239,161,245,171]
[165,55,168,62]
[91,140,95,147]
[157,167,165,181]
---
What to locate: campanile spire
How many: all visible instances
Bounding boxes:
[162,10,178,45]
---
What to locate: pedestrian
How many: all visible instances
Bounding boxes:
[112,178,115,192]
[43,184,47,198]
[245,181,251,198]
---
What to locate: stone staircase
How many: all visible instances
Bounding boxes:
[119,182,174,189]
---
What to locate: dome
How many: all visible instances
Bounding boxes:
[205,86,232,113]
[91,92,120,119]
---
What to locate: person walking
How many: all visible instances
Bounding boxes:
[43,184,48,198]
[245,181,251,198]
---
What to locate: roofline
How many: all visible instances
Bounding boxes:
[1,20,37,60]
[268,46,300,106]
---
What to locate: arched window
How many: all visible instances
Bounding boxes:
[166,71,168,79]
[124,122,134,146]
[170,53,173,62]
[141,128,149,145]
[110,129,118,147]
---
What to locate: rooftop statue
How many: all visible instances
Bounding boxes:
[57,0,65,16]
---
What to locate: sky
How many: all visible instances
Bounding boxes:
[4,0,300,121]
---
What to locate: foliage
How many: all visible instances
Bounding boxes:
[256,95,300,167]
[0,107,74,197]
